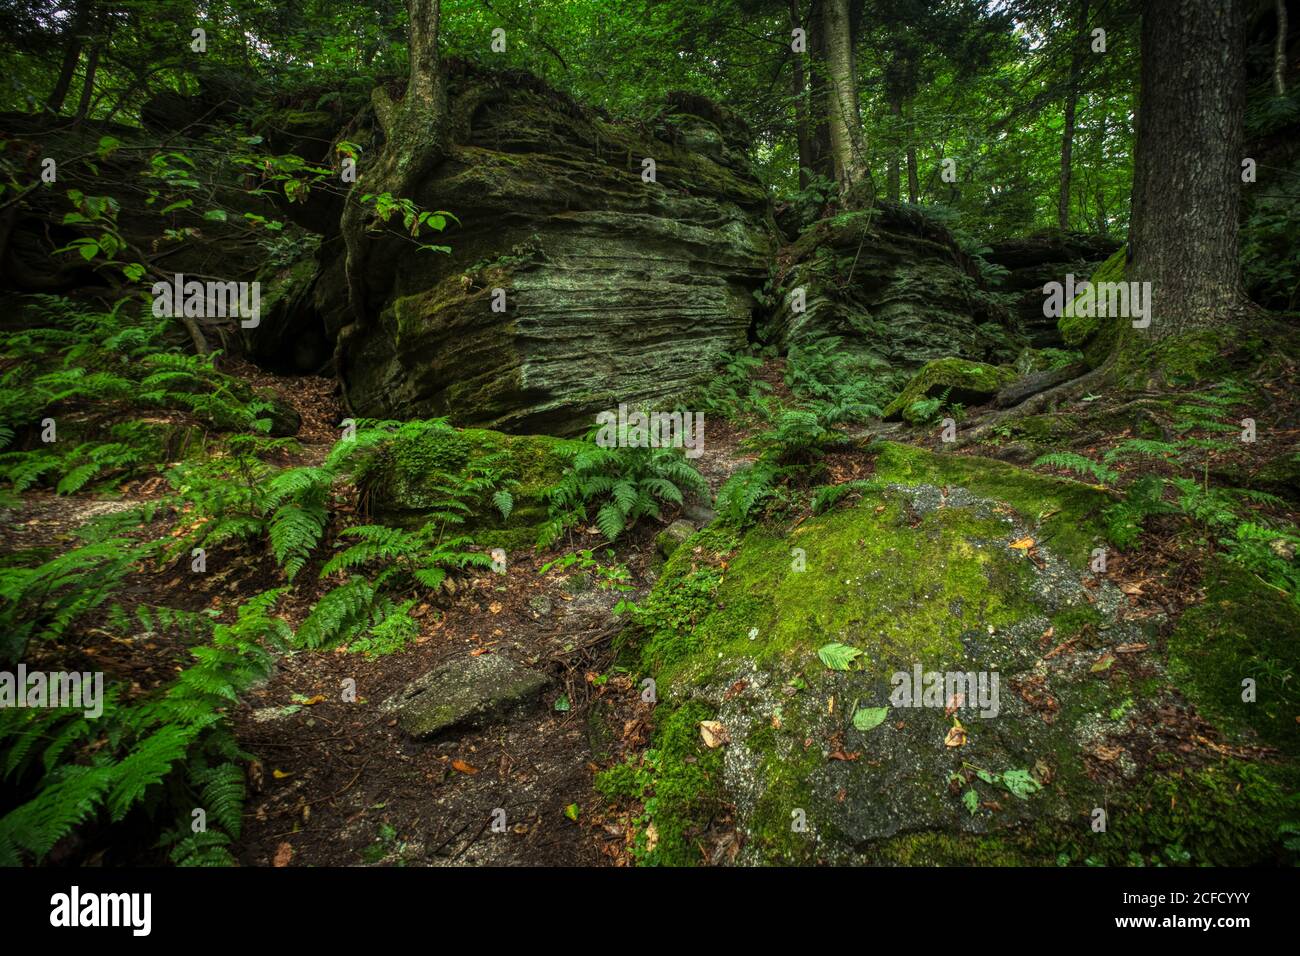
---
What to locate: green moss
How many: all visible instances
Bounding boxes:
[1059,246,1126,367]
[595,700,725,866]
[869,441,1108,568]
[882,358,1017,422]
[1059,759,1299,867]
[368,423,585,548]
[1169,557,1300,755]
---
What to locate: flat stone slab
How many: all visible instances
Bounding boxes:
[381,655,550,738]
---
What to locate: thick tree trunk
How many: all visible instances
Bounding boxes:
[822,0,869,198]
[47,0,92,114]
[806,1,835,184]
[1276,0,1289,96]
[1127,0,1246,340]
[789,0,812,191]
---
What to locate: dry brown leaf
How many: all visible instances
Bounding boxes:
[451,759,479,774]
[700,720,730,748]
[273,842,293,867]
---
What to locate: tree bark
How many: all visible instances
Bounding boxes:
[822,0,869,198]
[1276,0,1289,96]
[1127,0,1246,340]
[73,16,102,124]
[47,0,92,114]
[886,95,902,201]
[788,0,812,191]
[337,0,447,405]
[1058,0,1090,231]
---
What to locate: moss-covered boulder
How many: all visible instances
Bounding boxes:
[762,203,1024,377]
[1058,246,1127,368]
[882,358,1017,422]
[604,442,1297,865]
[986,231,1122,348]
[337,71,776,435]
[364,422,584,550]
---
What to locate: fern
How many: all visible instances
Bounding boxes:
[1032,452,1118,485]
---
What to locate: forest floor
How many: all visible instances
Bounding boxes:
[5,353,1296,867]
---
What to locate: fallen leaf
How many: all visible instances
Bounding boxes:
[451,759,479,774]
[563,803,580,822]
[272,769,292,779]
[944,720,968,748]
[700,720,730,748]
[273,842,293,867]
[1009,537,1035,550]
[1091,653,1116,672]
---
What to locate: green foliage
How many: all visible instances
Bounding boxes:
[539,436,709,546]
[0,590,289,866]
[1032,451,1118,485]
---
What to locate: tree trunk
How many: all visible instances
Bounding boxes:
[886,94,902,201]
[1093,103,1109,233]
[1058,0,1089,231]
[73,22,101,124]
[1127,0,1246,340]
[822,0,869,198]
[47,0,92,114]
[789,0,812,191]
[806,1,835,184]
[1276,0,1289,96]
[906,138,918,204]
[337,0,447,401]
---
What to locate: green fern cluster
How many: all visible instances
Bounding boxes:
[784,336,889,424]
[0,589,289,866]
[538,438,709,546]
[0,296,283,496]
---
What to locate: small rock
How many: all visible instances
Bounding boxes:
[656,519,696,559]
[380,655,550,738]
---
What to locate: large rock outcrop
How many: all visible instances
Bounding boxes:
[762,204,1025,376]
[336,75,777,435]
[601,442,1298,865]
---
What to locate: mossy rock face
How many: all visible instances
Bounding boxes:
[608,443,1296,865]
[882,358,1017,422]
[1057,246,1127,368]
[365,422,584,550]
[1169,557,1300,756]
[763,203,1023,375]
[338,72,775,436]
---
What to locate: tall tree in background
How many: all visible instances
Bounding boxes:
[46,0,93,113]
[1057,0,1090,229]
[822,0,869,197]
[1127,0,1246,340]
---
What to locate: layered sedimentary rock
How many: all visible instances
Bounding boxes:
[337,75,777,435]
[985,231,1122,348]
[762,203,1024,374]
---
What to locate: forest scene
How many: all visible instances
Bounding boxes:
[0,0,1298,886]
